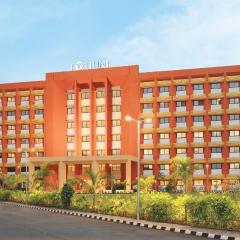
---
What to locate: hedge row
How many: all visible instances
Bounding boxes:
[0,190,239,230]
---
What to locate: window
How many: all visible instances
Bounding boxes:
[177,148,186,154]
[230,163,240,169]
[112,105,121,112]
[176,116,186,123]
[143,88,153,94]
[82,121,90,128]
[82,106,90,113]
[229,98,239,104]
[82,150,90,156]
[230,146,240,153]
[176,85,186,91]
[229,114,240,120]
[160,164,169,170]
[67,122,75,128]
[160,133,169,139]
[211,147,221,153]
[176,101,186,107]
[143,134,152,140]
[7,153,15,158]
[81,91,89,99]
[193,84,203,90]
[35,95,43,101]
[193,100,204,106]
[212,179,221,185]
[230,130,240,137]
[35,138,43,144]
[194,116,203,122]
[67,136,74,143]
[21,124,29,130]
[160,149,169,154]
[82,136,90,142]
[67,92,75,100]
[194,147,204,154]
[97,135,105,142]
[195,163,203,169]
[67,108,74,114]
[97,150,105,156]
[7,97,15,102]
[96,120,105,127]
[160,117,169,124]
[7,111,15,116]
[159,102,169,108]
[143,103,152,109]
[194,131,204,138]
[21,96,29,102]
[67,150,74,157]
[21,138,29,144]
[177,132,186,138]
[111,164,120,171]
[211,83,221,89]
[21,110,29,116]
[35,109,43,115]
[112,134,121,141]
[211,99,221,105]
[7,125,15,130]
[212,163,221,169]
[211,115,221,121]
[194,180,204,186]
[144,149,153,155]
[229,82,239,88]
[112,89,121,97]
[7,139,15,144]
[96,105,105,113]
[112,149,120,155]
[211,131,221,137]
[143,165,152,170]
[160,86,169,93]
[112,120,121,127]
[96,90,104,98]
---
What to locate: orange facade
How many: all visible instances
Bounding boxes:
[0,64,240,191]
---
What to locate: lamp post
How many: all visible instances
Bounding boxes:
[17,147,35,205]
[125,115,151,221]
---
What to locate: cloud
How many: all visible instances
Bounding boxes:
[97,0,240,71]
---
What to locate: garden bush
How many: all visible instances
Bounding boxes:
[0,189,11,201]
[61,184,74,209]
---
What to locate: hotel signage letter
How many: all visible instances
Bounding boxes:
[71,60,110,70]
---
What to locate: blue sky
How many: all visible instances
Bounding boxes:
[1,0,240,83]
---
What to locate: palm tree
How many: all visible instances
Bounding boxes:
[81,169,114,210]
[170,156,196,193]
[32,162,53,190]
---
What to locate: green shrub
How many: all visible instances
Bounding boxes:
[61,184,74,209]
[0,189,11,201]
[29,191,61,207]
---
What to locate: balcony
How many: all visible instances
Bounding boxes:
[7,102,15,107]
[159,154,170,160]
[211,121,222,126]
[211,153,222,158]
[67,128,74,135]
[34,129,43,134]
[21,115,29,120]
[194,169,204,175]
[193,185,205,192]
[21,158,28,164]
[96,142,105,149]
[193,89,204,95]
[35,143,43,148]
[229,136,240,142]
[7,116,15,121]
[35,114,43,120]
[159,108,169,113]
[7,144,15,149]
[7,158,15,164]
[211,169,222,175]
[229,120,240,125]
[159,138,170,144]
[211,137,222,142]
[194,137,204,143]
[81,99,90,106]
[194,153,204,159]
[142,108,153,113]
[82,128,90,135]
[192,121,203,127]
[210,105,221,110]
[143,93,153,98]
[21,144,29,149]
[143,123,153,128]
[112,126,121,134]
[143,169,153,176]
[20,101,29,106]
[229,168,240,175]
[112,141,121,149]
[112,112,121,120]
[67,100,74,106]
[176,122,186,127]
[176,153,187,158]
[229,103,240,109]
[159,169,169,176]
[176,106,186,112]
[176,138,186,143]
[67,114,75,121]
[7,130,15,135]
[160,123,169,128]
[159,92,169,97]
[112,97,121,105]
[96,127,105,135]
[35,100,43,105]
[143,154,153,160]
[21,129,29,134]
[81,113,90,121]
[82,142,90,150]
[229,87,240,93]
[143,139,153,144]
[211,185,222,192]
[176,91,186,96]
[211,88,221,94]
[96,112,105,120]
[193,105,204,111]
[96,98,105,105]
[229,152,240,158]
[67,143,74,150]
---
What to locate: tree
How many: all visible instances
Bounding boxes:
[170,157,196,193]
[133,176,155,192]
[32,162,53,190]
[61,183,74,208]
[80,169,114,210]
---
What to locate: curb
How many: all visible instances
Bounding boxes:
[1,201,239,240]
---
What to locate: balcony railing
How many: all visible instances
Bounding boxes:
[211,185,222,192]
[176,138,186,143]
[159,108,169,113]
[176,107,186,112]
[193,89,204,95]
[21,115,29,120]
[211,153,222,158]
[7,116,15,121]
[211,169,222,175]
[159,169,169,176]
[193,137,204,143]
[159,154,170,160]
[7,130,16,135]
[229,152,240,158]
[143,139,153,144]
[193,185,205,192]
[143,155,153,160]
[229,169,240,175]
[7,158,15,164]
[143,108,153,113]
[229,103,240,109]
[193,121,204,127]
[194,153,204,159]
[7,102,15,107]
[194,169,204,175]
[211,121,222,126]
[211,137,222,142]
[210,105,221,110]
[193,105,204,111]
[159,139,170,144]
[210,88,221,94]
[143,170,153,176]
[20,101,29,106]
[229,87,240,93]
[229,120,240,125]
[142,93,153,98]
[176,91,186,96]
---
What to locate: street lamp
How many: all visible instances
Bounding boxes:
[125,115,152,221]
[17,147,35,205]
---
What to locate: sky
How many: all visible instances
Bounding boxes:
[1,0,240,83]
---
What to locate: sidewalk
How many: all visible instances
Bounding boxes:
[1,201,240,240]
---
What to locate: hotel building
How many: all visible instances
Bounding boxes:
[0,64,239,192]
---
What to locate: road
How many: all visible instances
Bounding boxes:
[0,204,209,240]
